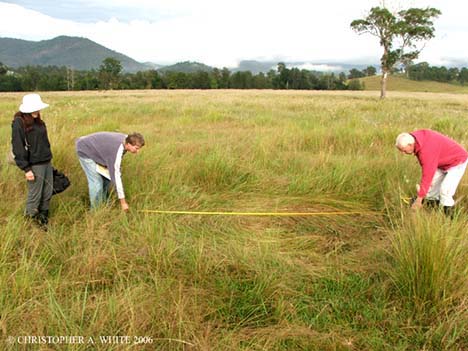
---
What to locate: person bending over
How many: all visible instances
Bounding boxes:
[395,129,467,215]
[76,132,145,212]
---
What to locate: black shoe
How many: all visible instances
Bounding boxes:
[424,199,440,208]
[37,210,49,225]
[409,197,440,209]
[443,206,454,219]
[27,210,48,231]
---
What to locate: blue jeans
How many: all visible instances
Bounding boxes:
[78,157,111,209]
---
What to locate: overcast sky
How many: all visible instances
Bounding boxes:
[0,0,466,69]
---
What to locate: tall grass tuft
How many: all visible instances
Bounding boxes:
[388,212,468,346]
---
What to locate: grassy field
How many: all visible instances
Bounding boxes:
[359,75,468,94]
[0,89,467,350]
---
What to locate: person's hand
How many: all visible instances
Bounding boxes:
[25,170,35,181]
[120,199,129,212]
[411,196,423,210]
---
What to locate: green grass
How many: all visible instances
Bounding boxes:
[359,74,468,94]
[0,89,467,350]
[389,213,468,330]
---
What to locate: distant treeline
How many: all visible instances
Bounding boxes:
[0,59,368,92]
[406,62,468,84]
[3,58,466,92]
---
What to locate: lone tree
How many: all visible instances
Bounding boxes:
[99,57,123,90]
[350,6,440,98]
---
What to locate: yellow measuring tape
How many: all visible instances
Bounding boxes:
[138,209,378,216]
[400,196,411,204]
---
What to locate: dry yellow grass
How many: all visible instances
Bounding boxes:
[0,89,467,350]
[359,74,468,94]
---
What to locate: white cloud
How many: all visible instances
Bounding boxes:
[1,0,467,68]
[289,63,344,72]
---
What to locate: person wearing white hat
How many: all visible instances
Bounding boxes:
[11,93,53,229]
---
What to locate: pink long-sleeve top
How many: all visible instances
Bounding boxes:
[411,129,468,198]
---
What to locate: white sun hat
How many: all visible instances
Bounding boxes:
[19,93,49,113]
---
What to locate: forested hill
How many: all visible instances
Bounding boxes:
[0,36,150,72]
[158,61,214,73]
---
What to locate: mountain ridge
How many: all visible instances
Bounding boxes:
[0,36,150,72]
[0,35,379,74]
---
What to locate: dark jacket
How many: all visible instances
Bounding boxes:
[11,117,52,172]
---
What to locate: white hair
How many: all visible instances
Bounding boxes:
[395,133,415,148]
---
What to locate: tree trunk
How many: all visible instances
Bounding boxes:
[380,70,388,99]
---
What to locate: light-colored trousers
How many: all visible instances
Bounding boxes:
[426,160,468,206]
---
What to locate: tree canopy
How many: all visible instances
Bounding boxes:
[0,62,7,75]
[351,6,440,98]
[99,57,123,90]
